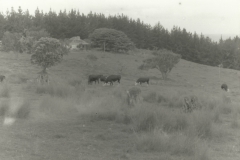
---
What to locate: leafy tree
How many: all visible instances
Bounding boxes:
[89,28,135,53]
[31,37,69,74]
[139,49,181,80]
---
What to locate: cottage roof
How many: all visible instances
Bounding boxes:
[69,36,89,45]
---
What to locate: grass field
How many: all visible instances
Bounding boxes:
[0,49,240,160]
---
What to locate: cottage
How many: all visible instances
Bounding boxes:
[69,36,90,50]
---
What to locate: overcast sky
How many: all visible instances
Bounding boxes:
[0,0,239,38]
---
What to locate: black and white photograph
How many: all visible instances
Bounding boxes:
[0,0,239,159]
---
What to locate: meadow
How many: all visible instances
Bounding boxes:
[0,49,240,160]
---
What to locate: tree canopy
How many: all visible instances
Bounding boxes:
[89,28,135,53]
[31,37,69,71]
[0,7,239,70]
[140,49,181,80]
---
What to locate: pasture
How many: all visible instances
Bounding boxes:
[0,49,240,160]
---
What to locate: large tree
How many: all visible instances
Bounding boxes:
[139,49,181,80]
[89,28,135,53]
[31,37,70,83]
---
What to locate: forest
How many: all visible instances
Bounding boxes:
[0,7,239,70]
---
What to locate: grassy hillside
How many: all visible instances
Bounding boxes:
[0,49,239,160]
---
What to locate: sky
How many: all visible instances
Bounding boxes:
[0,0,239,41]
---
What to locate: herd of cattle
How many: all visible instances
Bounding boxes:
[88,74,229,93]
[88,74,149,86]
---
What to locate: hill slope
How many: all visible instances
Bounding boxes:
[0,50,239,160]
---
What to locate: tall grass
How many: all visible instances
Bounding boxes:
[135,129,209,160]
[36,83,75,98]
[75,88,130,123]
[32,84,232,158]
[37,95,78,119]
[73,87,229,138]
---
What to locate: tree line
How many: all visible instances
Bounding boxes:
[0,7,239,70]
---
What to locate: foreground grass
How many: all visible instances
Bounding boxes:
[0,50,239,160]
[28,82,236,159]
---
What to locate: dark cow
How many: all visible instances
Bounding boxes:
[221,83,228,92]
[103,75,121,86]
[0,75,5,82]
[135,77,149,85]
[88,75,103,84]
[100,75,107,82]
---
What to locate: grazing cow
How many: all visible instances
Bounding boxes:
[221,83,228,92]
[88,75,102,84]
[0,75,5,82]
[103,75,121,85]
[100,75,107,82]
[135,77,149,85]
